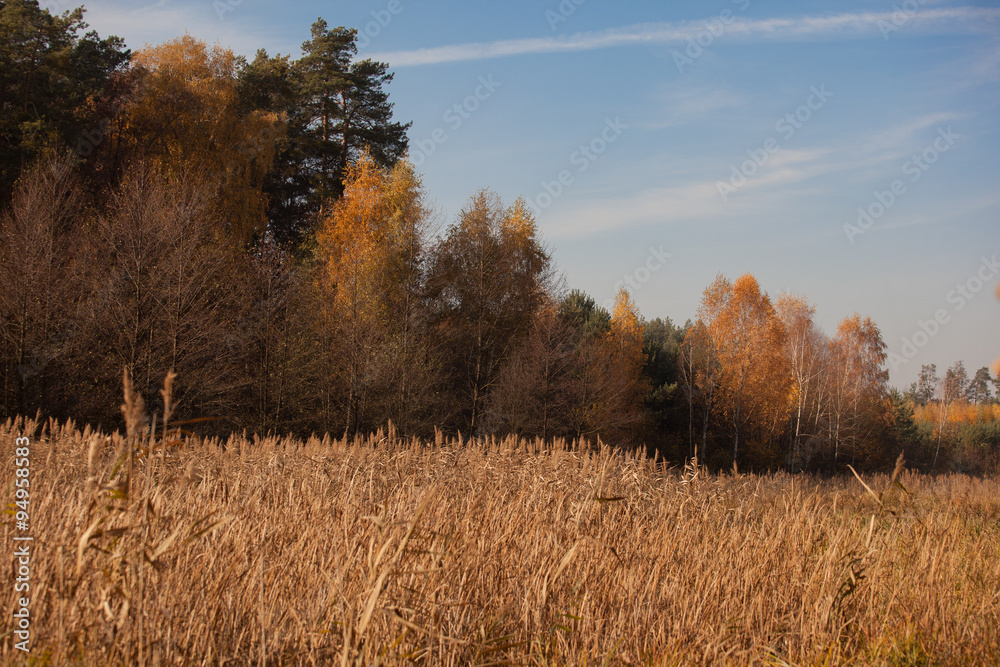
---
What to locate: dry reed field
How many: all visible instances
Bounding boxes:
[2,413,999,666]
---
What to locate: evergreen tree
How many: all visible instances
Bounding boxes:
[967,367,993,405]
[0,0,129,201]
[915,364,938,405]
[255,21,410,247]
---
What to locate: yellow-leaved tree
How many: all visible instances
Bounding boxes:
[702,274,791,466]
[828,314,890,463]
[124,36,283,244]
[575,288,649,446]
[314,151,434,436]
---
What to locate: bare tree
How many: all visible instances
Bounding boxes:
[0,156,85,418]
[678,321,718,462]
[233,237,300,433]
[485,303,577,440]
[80,164,245,424]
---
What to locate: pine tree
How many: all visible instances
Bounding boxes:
[967,367,993,405]
[264,21,410,247]
[0,0,129,200]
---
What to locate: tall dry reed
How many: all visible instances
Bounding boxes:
[2,407,998,665]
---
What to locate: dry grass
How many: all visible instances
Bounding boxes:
[2,414,999,666]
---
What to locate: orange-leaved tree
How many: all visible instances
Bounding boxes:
[314,151,433,437]
[701,274,791,466]
[828,314,890,464]
[125,36,283,245]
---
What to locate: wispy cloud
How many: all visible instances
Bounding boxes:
[539,113,969,239]
[877,194,1000,233]
[643,88,749,130]
[368,8,1000,67]
[52,0,295,56]
[541,180,732,239]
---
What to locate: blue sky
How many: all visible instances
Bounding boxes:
[58,0,1000,388]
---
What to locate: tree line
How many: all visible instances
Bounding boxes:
[0,152,651,447]
[2,2,995,472]
[900,362,1000,472]
[0,0,648,446]
[1,2,407,247]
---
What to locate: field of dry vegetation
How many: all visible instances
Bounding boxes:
[2,411,999,666]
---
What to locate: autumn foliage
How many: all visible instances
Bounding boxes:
[0,145,918,471]
[124,36,283,245]
[2,5,993,474]
[3,7,999,666]
[679,275,894,470]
